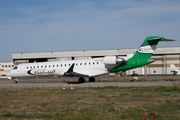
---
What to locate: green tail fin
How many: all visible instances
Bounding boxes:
[131,36,175,60]
[130,36,165,60]
[108,36,175,72]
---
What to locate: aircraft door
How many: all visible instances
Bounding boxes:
[19,65,25,76]
[16,65,24,76]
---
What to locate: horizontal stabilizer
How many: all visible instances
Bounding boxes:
[146,37,175,43]
[162,38,175,42]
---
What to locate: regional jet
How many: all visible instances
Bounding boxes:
[170,64,180,75]
[7,36,174,83]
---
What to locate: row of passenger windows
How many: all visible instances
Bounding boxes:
[27,62,102,69]
[1,65,14,68]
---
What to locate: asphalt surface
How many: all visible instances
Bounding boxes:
[0,75,180,88]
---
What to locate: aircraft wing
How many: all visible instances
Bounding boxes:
[64,63,107,77]
[72,69,107,77]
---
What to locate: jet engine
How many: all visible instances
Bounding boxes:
[103,56,124,65]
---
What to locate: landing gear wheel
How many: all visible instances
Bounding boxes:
[78,77,85,83]
[14,80,18,84]
[89,77,95,82]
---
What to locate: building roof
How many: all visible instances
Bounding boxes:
[12,46,180,59]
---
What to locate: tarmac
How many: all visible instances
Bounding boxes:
[0,75,180,88]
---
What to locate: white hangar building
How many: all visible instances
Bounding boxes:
[12,46,180,75]
[0,62,14,78]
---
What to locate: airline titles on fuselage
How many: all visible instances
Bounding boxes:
[27,69,55,75]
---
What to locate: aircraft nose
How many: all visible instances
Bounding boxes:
[6,71,12,78]
[6,71,13,79]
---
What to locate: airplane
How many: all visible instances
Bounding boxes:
[170,64,180,75]
[7,36,174,83]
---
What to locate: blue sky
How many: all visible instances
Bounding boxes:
[0,0,180,62]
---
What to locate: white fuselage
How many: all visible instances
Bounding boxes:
[7,58,112,78]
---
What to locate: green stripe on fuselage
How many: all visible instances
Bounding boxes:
[108,52,152,73]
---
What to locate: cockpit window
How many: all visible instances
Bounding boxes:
[13,66,18,70]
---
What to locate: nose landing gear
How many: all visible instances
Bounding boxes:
[12,78,18,84]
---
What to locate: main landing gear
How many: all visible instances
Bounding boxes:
[78,77,95,83]
[78,77,85,83]
[89,77,95,82]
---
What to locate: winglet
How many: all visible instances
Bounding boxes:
[67,63,75,73]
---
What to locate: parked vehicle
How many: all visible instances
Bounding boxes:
[131,73,139,77]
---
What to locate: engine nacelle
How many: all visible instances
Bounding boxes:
[103,56,124,65]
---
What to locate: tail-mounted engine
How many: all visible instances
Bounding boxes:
[103,56,125,65]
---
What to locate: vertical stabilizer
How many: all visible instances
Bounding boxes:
[109,36,175,72]
[170,64,179,72]
[127,36,175,65]
[170,64,180,75]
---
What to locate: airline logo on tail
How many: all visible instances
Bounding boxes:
[138,45,156,54]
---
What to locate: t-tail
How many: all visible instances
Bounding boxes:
[109,36,175,72]
[170,64,180,75]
